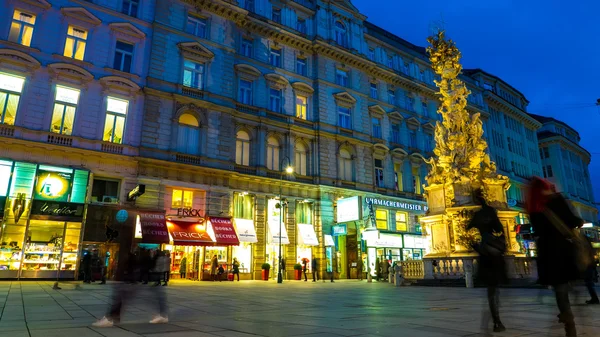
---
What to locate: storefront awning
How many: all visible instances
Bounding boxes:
[234,218,258,243]
[324,235,335,247]
[268,220,289,245]
[297,224,319,246]
[139,211,170,244]
[167,220,214,246]
[208,217,239,246]
[366,233,403,248]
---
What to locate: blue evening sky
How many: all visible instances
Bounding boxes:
[352,0,600,204]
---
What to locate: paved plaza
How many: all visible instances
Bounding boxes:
[1,280,600,337]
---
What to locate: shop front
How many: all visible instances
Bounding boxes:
[232,192,256,280]
[334,196,361,279]
[402,234,428,260]
[0,160,89,279]
[365,232,404,278]
[295,201,317,275]
[266,198,289,280]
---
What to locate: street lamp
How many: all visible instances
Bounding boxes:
[278,157,293,284]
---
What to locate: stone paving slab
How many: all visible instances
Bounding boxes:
[1,280,600,336]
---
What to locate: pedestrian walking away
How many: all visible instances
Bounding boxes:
[232,257,241,281]
[302,258,309,281]
[312,257,319,282]
[81,251,92,284]
[468,188,507,333]
[583,236,599,304]
[179,255,187,280]
[527,177,585,337]
[210,255,219,281]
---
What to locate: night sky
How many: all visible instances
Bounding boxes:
[352,0,600,204]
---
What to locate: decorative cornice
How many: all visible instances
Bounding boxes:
[178,41,215,63]
[0,48,41,74]
[19,0,51,10]
[290,81,314,95]
[109,22,146,39]
[234,63,261,79]
[368,104,385,117]
[47,62,94,85]
[264,73,289,90]
[98,75,141,96]
[333,91,357,105]
[60,7,102,25]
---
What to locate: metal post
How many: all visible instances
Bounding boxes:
[277,170,283,284]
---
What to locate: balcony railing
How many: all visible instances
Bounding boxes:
[47,134,73,147]
[234,165,257,175]
[101,142,124,154]
[0,124,15,137]
[236,103,259,115]
[181,86,205,99]
[175,153,202,165]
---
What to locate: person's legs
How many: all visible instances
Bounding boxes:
[236,272,240,281]
[555,283,576,336]
[313,270,316,282]
[585,279,599,303]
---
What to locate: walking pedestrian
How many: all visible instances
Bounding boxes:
[210,255,219,281]
[527,177,584,337]
[82,251,92,284]
[358,258,364,281]
[180,255,187,279]
[140,248,151,284]
[302,258,309,281]
[312,257,319,282]
[583,237,598,304]
[468,188,507,333]
[232,257,240,281]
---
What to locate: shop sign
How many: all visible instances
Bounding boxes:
[337,196,360,223]
[127,184,145,201]
[176,207,203,217]
[234,219,258,243]
[507,199,517,207]
[34,169,73,202]
[208,217,239,245]
[332,224,347,236]
[139,211,170,243]
[30,200,84,221]
[324,234,335,247]
[403,234,428,249]
[364,197,427,212]
[368,233,403,248]
[298,224,319,246]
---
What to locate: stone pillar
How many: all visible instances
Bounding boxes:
[254,195,267,280]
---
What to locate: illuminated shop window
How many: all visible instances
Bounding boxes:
[396,211,408,232]
[375,209,388,230]
[172,189,193,208]
[233,193,254,220]
[103,97,128,144]
[8,10,35,46]
[50,86,80,135]
[63,26,87,60]
[295,95,307,119]
[0,72,25,125]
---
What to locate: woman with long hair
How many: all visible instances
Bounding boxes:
[527,177,583,337]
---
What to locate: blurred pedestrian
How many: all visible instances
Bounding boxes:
[312,257,319,282]
[140,248,152,284]
[82,251,92,284]
[163,251,171,286]
[302,258,309,281]
[468,188,507,332]
[210,255,219,281]
[527,177,584,337]
[180,255,187,280]
[583,237,599,305]
[232,258,240,281]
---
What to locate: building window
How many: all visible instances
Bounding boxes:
[370,82,378,99]
[8,10,35,47]
[266,137,280,171]
[368,48,375,61]
[419,69,425,82]
[183,59,204,89]
[296,95,307,119]
[238,79,253,105]
[405,96,415,111]
[396,211,408,232]
[388,90,395,105]
[186,15,207,38]
[269,48,281,67]
[391,123,400,144]
[63,26,87,61]
[50,86,80,136]
[295,142,308,176]
[113,41,134,73]
[0,72,25,126]
[372,117,382,139]
[402,62,410,75]
[172,189,193,209]
[334,21,347,47]
[272,8,282,23]
[425,133,433,152]
[103,97,128,144]
[338,106,351,129]
[374,159,384,188]
[236,130,250,166]
[91,178,120,203]
[296,57,307,76]
[421,101,428,115]
[335,69,348,86]
[412,166,421,194]
[409,130,417,148]
[121,0,139,17]
[269,88,282,112]
[296,201,313,224]
[234,193,254,220]
[543,165,553,178]
[394,163,403,191]
[241,38,253,57]
[297,19,307,34]
[176,113,200,155]
[339,149,353,181]
[387,55,394,68]
[375,209,388,230]
[244,0,255,11]
[540,147,550,159]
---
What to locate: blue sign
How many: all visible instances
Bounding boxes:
[507,199,517,207]
[332,224,347,236]
[115,209,129,223]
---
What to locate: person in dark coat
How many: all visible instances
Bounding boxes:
[467,188,507,333]
[527,177,583,337]
[302,258,308,281]
[583,237,599,305]
[82,251,92,284]
[311,257,319,282]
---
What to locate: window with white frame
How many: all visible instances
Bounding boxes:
[372,117,382,139]
[0,72,25,126]
[121,0,139,17]
[409,129,417,148]
[241,38,253,57]
[338,106,351,129]
[296,95,307,119]
[8,10,36,47]
[50,86,80,136]
[176,113,200,155]
[272,8,281,24]
[334,21,347,47]
[63,26,87,61]
[103,97,128,144]
[266,137,280,171]
[186,15,207,38]
[391,123,401,144]
[236,130,250,166]
[269,88,282,112]
[295,142,308,176]
[296,57,307,76]
[269,48,281,67]
[183,59,204,89]
[339,149,353,181]
[238,79,253,105]
[374,159,384,188]
[368,48,375,61]
[388,90,395,105]
[113,41,134,73]
[335,69,348,86]
[297,18,306,34]
[172,189,193,209]
[370,82,378,99]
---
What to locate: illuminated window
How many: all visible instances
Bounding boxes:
[375,209,388,230]
[8,10,36,47]
[0,73,25,125]
[50,86,80,135]
[236,130,250,166]
[296,201,313,224]
[295,95,307,119]
[266,137,280,171]
[394,163,403,191]
[234,193,254,220]
[177,114,200,155]
[113,41,134,73]
[121,0,139,17]
[63,26,87,60]
[412,166,422,194]
[172,189,193,208]
[294,142,307,176]
[103,97,128,144]
[396,211,408,232]
[183,60,204,89]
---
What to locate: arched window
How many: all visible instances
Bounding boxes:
[338,148,353,181]
[236,130,250,166]
[266,137,280,170]
[176,113,200,155]
[295,142,308,176]
[334,21,347,47]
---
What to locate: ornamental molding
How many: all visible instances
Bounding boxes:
[60,7,102,26]
[0,48,41,74]
[98,75,141,96]
[291,81,314,95]
[178,41,215,63]
[109,22,146,40]
[190,0,248,25]
[373,143,390,157]
[17,0,51,10]
[234,63,261,80]
[388,110,404,121]
[333,91,356,106]
[405,116,420,129]
[422,122,435,131]
[368,104,386,117]
[175,102,208,126]
[264,73,289,90]
[47,62,93,85]
[391,147,409,159]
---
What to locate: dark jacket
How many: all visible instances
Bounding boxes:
[531,193,583,285]
[311,258,318,270]
[468,203,507,286]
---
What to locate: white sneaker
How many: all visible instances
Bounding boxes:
[149,315,169,324]
[92,316,114,328]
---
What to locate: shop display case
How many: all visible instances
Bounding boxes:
[0,223,26,279]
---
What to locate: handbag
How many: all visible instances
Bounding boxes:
[476,232,507,257]
[543,209,591,273]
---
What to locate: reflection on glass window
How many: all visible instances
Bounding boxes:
[50,86,80,135]
[9,10,35,47]
[63,26,87,60]
[172,189,193,208]
[0,73,24,125]
[103,97,128,144]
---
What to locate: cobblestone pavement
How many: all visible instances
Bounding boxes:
[1,280,600,337]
